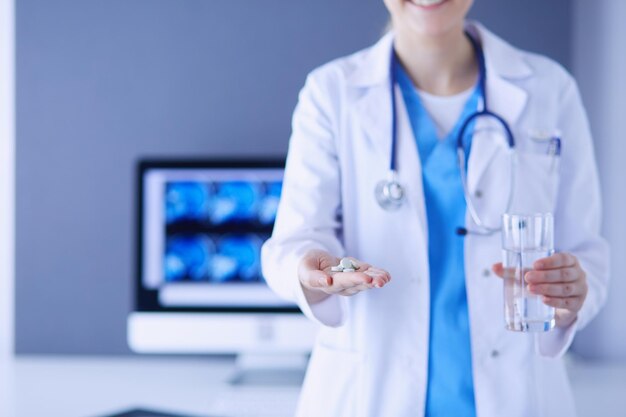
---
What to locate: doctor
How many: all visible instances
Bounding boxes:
[262,0,609,416]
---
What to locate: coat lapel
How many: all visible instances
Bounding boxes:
[349,34,429,248]
[348,32,395,161]
[394,84,428,238]
[352,83,394,161]
[465,22,531,193]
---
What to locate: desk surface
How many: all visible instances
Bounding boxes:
[13,356,302,417]
[8,355,626,417]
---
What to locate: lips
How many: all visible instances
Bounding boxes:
[409,0,447,7]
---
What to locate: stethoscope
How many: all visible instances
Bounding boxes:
[375,33,516,236]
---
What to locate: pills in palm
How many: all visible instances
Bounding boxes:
[330,257,358,273]
[340,258,354,269]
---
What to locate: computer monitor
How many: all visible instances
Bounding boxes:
[128,159,317,368]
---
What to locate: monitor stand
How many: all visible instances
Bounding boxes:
[228,352,308,386]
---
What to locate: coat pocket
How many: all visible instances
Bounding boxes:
[509,152,561,215]
[469,150,561,229]
[296,343,362,417]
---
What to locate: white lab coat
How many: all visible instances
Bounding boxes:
[262,22,609,417]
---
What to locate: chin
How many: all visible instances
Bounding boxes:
[399,0,472,37]
[408,18,459,37]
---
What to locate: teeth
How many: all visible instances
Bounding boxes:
[411,0,445,6]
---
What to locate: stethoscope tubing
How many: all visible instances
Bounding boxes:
[379,32,516,235]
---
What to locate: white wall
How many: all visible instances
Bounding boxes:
[572,0,626,360]
[0,0,15,413]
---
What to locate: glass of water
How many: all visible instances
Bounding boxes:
[502,213,556,332]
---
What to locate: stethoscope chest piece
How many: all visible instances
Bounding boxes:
[375,171,406,211]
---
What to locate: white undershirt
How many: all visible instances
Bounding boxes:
[416,87,474,140]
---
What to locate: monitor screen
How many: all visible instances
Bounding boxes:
[136,160,297,313]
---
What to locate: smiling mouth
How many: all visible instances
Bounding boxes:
[409,0,448,7]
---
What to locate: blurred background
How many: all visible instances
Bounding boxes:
[1,0,625,416]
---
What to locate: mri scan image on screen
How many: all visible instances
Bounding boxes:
[140,165,293,309]
[163,180,281,284]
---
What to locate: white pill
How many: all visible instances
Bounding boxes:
[343,268,355,273]
[340,258,354,269]
[330,266,343,272]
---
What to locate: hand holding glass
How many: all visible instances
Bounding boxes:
[502,213,556,332]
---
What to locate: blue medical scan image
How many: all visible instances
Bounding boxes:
[165,180,281,227]
[163,178,281,284]
[165,182,210,224]
[164,235,214,282]
[209,182,260,225]
[164,234,265,283]
[209,234,263,283]
[258,181,281,225]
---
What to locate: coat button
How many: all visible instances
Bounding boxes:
[474,189,483,198]
[482,269,491,277]
[491,350,500,358]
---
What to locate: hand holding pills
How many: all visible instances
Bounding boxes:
[298,249,391,304]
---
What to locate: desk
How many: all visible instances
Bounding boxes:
[13,356,300,417]
[11,355,626,417]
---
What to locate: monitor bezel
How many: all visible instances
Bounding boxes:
[134,158,300,314]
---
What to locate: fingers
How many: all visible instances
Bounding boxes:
[363,267,391,288]
[323,271,376,294]
[490,252,588,316]
[528,281,586,297]
[300,269,333,291]
[492,263,504,278]
[528,253,587,315]
[299,252,391,297]
[301,270,372,295]
[319,267,391,295]
[491,263,520,280]
[541,295,584,312]
[533,252,577,270]
[492,263,519,279]
[332,271,374,287]
[494,253,583,284]
[525,267,581,284]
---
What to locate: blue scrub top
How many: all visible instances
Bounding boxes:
[395,62,478,417]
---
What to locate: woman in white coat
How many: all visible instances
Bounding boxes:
[262,1,609,416]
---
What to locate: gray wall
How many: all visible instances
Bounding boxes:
[16,0,573,355]
[571,0,626,361]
